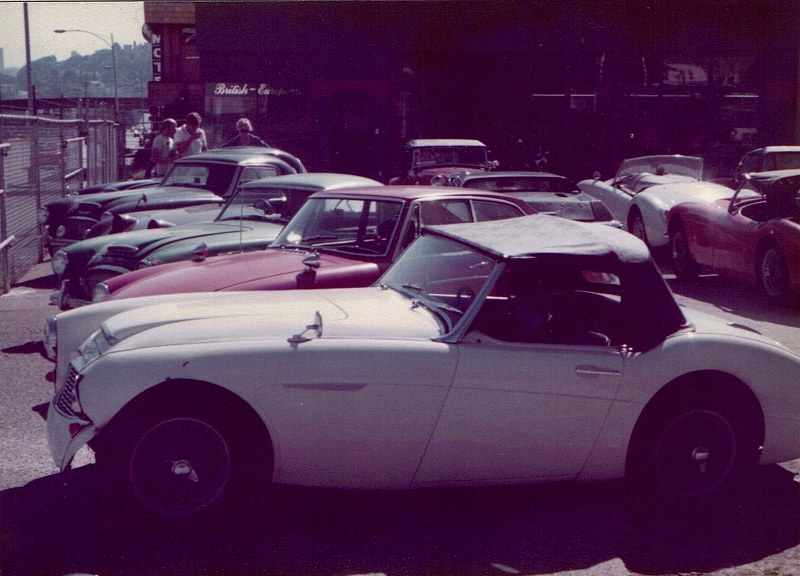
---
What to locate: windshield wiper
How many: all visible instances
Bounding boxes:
[301,234,339,243]
[410,297,456,331]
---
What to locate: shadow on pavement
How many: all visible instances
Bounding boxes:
[1,463,798,575]
[667,273,800,329]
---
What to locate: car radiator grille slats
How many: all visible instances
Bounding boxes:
[64,219,96,240]
[54,364,80,417]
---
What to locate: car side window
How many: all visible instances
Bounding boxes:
[471,265,619,346]
[472,200,524,222]
[420,199,472,225]
[238,166,279,187]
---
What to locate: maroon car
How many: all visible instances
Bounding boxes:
[388,139,499,186]
[94,186,533,302]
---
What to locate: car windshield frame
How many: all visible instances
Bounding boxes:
[379,234,502,333]
[411,146,490,169]
[616,155,703,180]
[270,196,405,257]
[214,186,296,224]
[161,163,237,195]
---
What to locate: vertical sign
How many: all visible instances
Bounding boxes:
[142,23,162,82]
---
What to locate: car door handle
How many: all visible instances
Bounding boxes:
[575,365,621,378]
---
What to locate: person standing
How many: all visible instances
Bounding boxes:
[174,112,209,157]
[149,118,177,178]
[221,117,270,147]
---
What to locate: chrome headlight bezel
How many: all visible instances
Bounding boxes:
[52,250,69,276]
[43,315,57,361]
[92,282,110,303]
[37,207,50,225]
[78,324,117,364]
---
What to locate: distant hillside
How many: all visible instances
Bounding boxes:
[14,42,152,100]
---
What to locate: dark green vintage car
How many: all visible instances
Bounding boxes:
[52,173,382,309]
[39,147,305,255]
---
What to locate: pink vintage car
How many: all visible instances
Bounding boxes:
[93,185,534,302]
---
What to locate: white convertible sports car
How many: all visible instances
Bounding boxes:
[43,214,800,519]
[578,155,732,248]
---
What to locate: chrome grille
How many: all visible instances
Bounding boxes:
[55,363,80,417]
[63,218,96,240]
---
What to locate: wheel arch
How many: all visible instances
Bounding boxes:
[625,369,765,478]
[91,377,274,471]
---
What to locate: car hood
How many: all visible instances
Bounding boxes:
[639,181,733,209]
[71,185,213,208]
[105,248,381,297]
[129,204,225,229]
[103,287,443,351]
[102,220,284,257]
[508,192,599,221]
[416,166,487,176]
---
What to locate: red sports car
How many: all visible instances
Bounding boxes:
[668,169,800,304]
[93,186,534,302]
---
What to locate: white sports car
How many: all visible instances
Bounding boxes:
[578,155,732,248]
[43,214,800,519]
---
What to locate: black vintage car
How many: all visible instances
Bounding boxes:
[38,147,306,255]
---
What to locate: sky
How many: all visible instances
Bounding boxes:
[0,1,146,70]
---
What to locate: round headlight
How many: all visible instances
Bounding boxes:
[43,316,57,361]
[37,207,50,225]
[55,225,67,239]
[430,174,447,186]
[92,283,110,303]
[52,250,68,276]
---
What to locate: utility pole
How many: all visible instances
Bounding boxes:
[24,3,34,115]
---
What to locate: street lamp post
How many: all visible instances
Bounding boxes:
[54,29,118,120]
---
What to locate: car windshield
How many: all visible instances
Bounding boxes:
[412,146,489,168]
[617,156,703,180]
[764,151,800,171]
[161,164,237,195]
[215,186,302,223]
[379,234,498,326]
[463,176,577,193]
[270,196,404,256]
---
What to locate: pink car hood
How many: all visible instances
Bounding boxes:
[104,248,383,300]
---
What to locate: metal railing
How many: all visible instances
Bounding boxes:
[0,115,124,293]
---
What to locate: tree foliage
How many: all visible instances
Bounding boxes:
[16,41,152,100]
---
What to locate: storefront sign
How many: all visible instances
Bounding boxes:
[211,83,301,96]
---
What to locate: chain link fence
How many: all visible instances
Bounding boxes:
[0,115,123,292]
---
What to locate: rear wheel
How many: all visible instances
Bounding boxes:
[669,224,698,279]
[758,245,792,304]
[630,390,758,501]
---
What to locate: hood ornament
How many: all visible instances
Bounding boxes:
[288,310,323,343]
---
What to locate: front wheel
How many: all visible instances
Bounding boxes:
[629,211,649,247]
[101,398,271,520]
[129,416,233,517]
[670,225,698,279]
[758,245,793,304]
